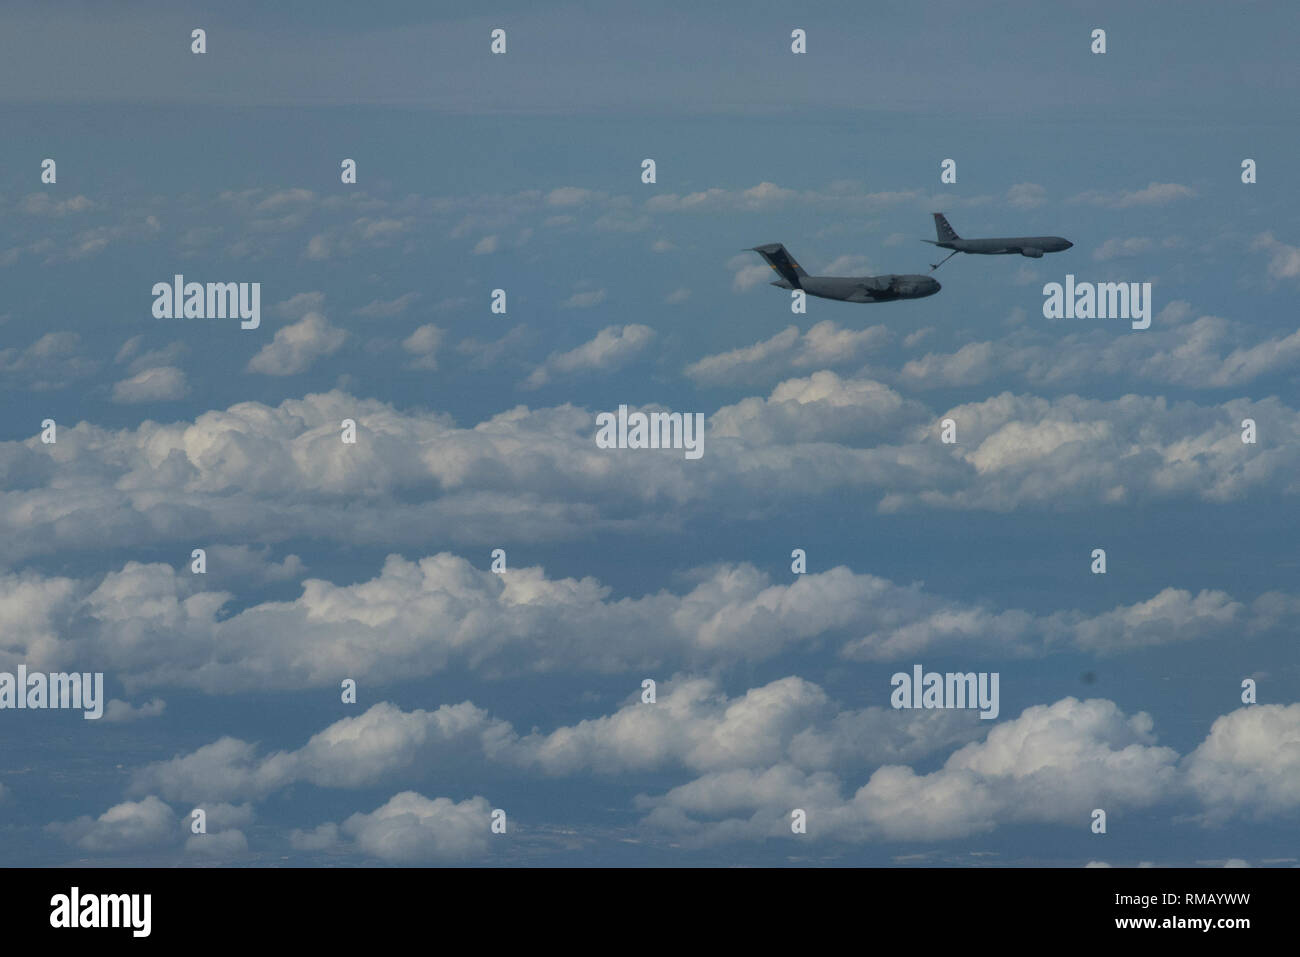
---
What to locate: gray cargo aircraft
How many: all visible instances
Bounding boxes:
[923,213,1072,270]
[749,243,940,302]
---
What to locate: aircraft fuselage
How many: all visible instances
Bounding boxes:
[936,236,1073,256]
[792,274,941,302]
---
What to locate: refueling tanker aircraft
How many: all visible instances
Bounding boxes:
[749,243,941,302]
[923,213,1073,270]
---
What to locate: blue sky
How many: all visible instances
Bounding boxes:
[1,1,1298,866]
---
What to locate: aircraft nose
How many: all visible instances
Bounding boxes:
[1065,240,1074,249]
[928,278,941,293]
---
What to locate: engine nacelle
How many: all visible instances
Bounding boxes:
[1020,247,1043,258]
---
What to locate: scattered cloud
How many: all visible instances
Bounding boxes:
[247,312,346,375]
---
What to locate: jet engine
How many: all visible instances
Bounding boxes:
[1020,247,1043,258]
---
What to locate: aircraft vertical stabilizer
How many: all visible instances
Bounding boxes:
[933,213,960,243]
[750,243,807,289]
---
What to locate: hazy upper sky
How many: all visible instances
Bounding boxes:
[1,1,1297,866]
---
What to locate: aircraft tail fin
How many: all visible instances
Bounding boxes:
[932,213,960,243]
[750,243,807,289]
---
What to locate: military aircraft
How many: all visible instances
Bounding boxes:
[923,213,1073,270]
[748,243,941,302]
